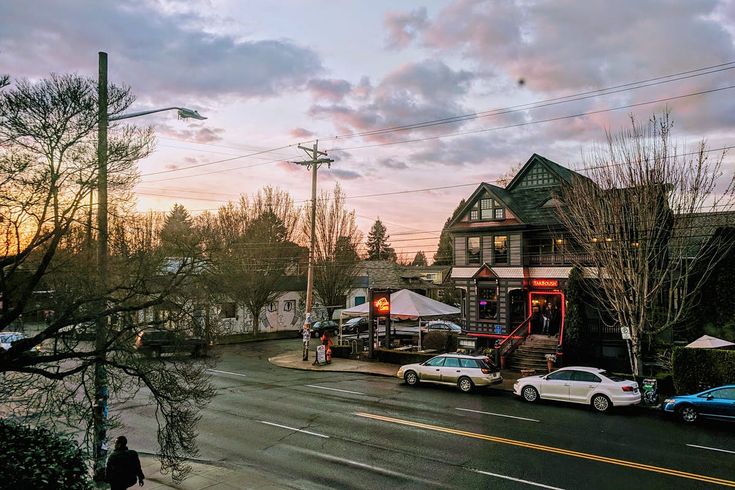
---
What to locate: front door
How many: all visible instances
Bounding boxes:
[540,370,573,401]
[419,356,445,381]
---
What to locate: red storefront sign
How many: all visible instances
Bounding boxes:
[531,279,558,288]
[371,291,391,317]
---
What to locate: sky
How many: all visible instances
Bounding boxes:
[3,0,735,260]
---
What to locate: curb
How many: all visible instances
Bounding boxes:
[267,356,398,378]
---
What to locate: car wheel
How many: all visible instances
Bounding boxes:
[404,371,419,386]
[522,386,539,403]
[591,394,611,413]
[678,405,698,423]
[458,377,474,393]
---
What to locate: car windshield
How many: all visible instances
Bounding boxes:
[599,371,628,382]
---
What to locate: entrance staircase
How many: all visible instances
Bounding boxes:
[507,335,558,372]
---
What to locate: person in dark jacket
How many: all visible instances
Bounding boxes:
[106,436,145,489]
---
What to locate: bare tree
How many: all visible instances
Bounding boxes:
[0,74,215,480]
[206,187,305,334]
[303,184,362,317]
[556,112,735,375]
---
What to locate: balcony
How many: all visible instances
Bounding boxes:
[525,253,594,266]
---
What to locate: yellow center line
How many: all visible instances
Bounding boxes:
[355,412,735,488]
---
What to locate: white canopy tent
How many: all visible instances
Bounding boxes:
[339,289,460,347]
[685,335,735,349]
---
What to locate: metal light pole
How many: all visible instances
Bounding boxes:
[92,51,206,478]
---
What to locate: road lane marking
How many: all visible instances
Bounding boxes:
[305,384,365,395]
[456,407,540,422]
[286,446,444,487]
[258,421,329,438]
[687,444,735,455]
[467,468,564,489]
[207,369,248,377]
[355,412,735,488]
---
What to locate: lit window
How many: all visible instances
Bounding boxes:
[494,208,505,219]
[467,237,481,265]
[478,286,497,320]
[494,236,508,264]
[470,209,478,220]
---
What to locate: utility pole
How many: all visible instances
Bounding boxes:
[93,50,109,480]
[292,140,333,330]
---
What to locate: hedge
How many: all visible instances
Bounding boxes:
[375,349,436,365]
[0,420,92,490]
[672,347,735,394]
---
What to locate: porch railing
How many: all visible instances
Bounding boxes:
[495,316,532,367]
[525,253,594,266]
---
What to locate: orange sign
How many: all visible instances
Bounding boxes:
[371,290,391,317]
[531,279,558,288]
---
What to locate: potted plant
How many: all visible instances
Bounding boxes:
[545,353,557,373]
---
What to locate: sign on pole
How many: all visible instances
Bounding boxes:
[620,326,632,340]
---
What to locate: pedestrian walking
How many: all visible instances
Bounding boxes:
[105,436,145,490]
[542,304,551,335]
[302,324,311,361]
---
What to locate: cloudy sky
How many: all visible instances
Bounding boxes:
[3,0,735,259]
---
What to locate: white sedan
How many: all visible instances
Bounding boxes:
[513,366,640,412]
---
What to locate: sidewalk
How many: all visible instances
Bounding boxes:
[268,349,521,392]
[138,454,298,490]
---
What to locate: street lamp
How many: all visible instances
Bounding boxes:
[93,51,206,478]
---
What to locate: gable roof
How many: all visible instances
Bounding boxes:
[448,154,593,229]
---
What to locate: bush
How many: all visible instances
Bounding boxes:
[331,344,351,358]
[376,349,436,365]
[672,347,735,394]
[0,420,92,490]
[422,332,458,352]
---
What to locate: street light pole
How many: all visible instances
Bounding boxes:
[92,51,206,478]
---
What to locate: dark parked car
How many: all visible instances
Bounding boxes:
[343,317,369,334]
[425,320,463,333]
[663,385,735,423]
[309,320,339,337]
[134,328,208,358]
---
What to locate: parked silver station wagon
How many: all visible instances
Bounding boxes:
[397,353,502,393]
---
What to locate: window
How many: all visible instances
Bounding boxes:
[710,388,735,399]
[220,302,237,319]
[268,302,278,312]
[444,357,461,368]
[467,237,481,265]
[518,164,558,188]
[494,208,505,219]
[425,357,446,367]
[470,209,479,220]
[494,235,508,264]
[571,371,601,383]
[283,300,295,312]
[354,296,366,306]
[478,286,497,320]
[547,370,574,381]
[460,358,480,368]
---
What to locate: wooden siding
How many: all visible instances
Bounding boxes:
[455,236,466,266]
[510,233,521,266]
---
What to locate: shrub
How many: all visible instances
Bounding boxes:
[422,331,447,351]
[672,347,735,394]
[0,420,92,490]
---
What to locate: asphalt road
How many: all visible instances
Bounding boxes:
[115,339,735,489]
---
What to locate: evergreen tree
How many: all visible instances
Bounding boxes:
[434,199,466,265]
[366,218,396,261]
[411,251,427,266]
[160,203,196,253]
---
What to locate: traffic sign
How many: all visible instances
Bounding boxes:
[620,326,632,340]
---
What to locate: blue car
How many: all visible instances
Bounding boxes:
[662,385,735,423]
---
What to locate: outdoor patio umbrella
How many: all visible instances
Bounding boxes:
[685,334,735,349]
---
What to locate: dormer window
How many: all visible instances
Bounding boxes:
[468,197,506,221]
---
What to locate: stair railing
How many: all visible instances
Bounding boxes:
[495,315,532,369]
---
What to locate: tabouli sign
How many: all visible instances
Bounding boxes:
[371,291,391,318]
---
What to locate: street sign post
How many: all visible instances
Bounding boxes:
[620,326,632,340]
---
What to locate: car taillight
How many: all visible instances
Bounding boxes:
[621,385,635,392]
[481,368,490,374]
